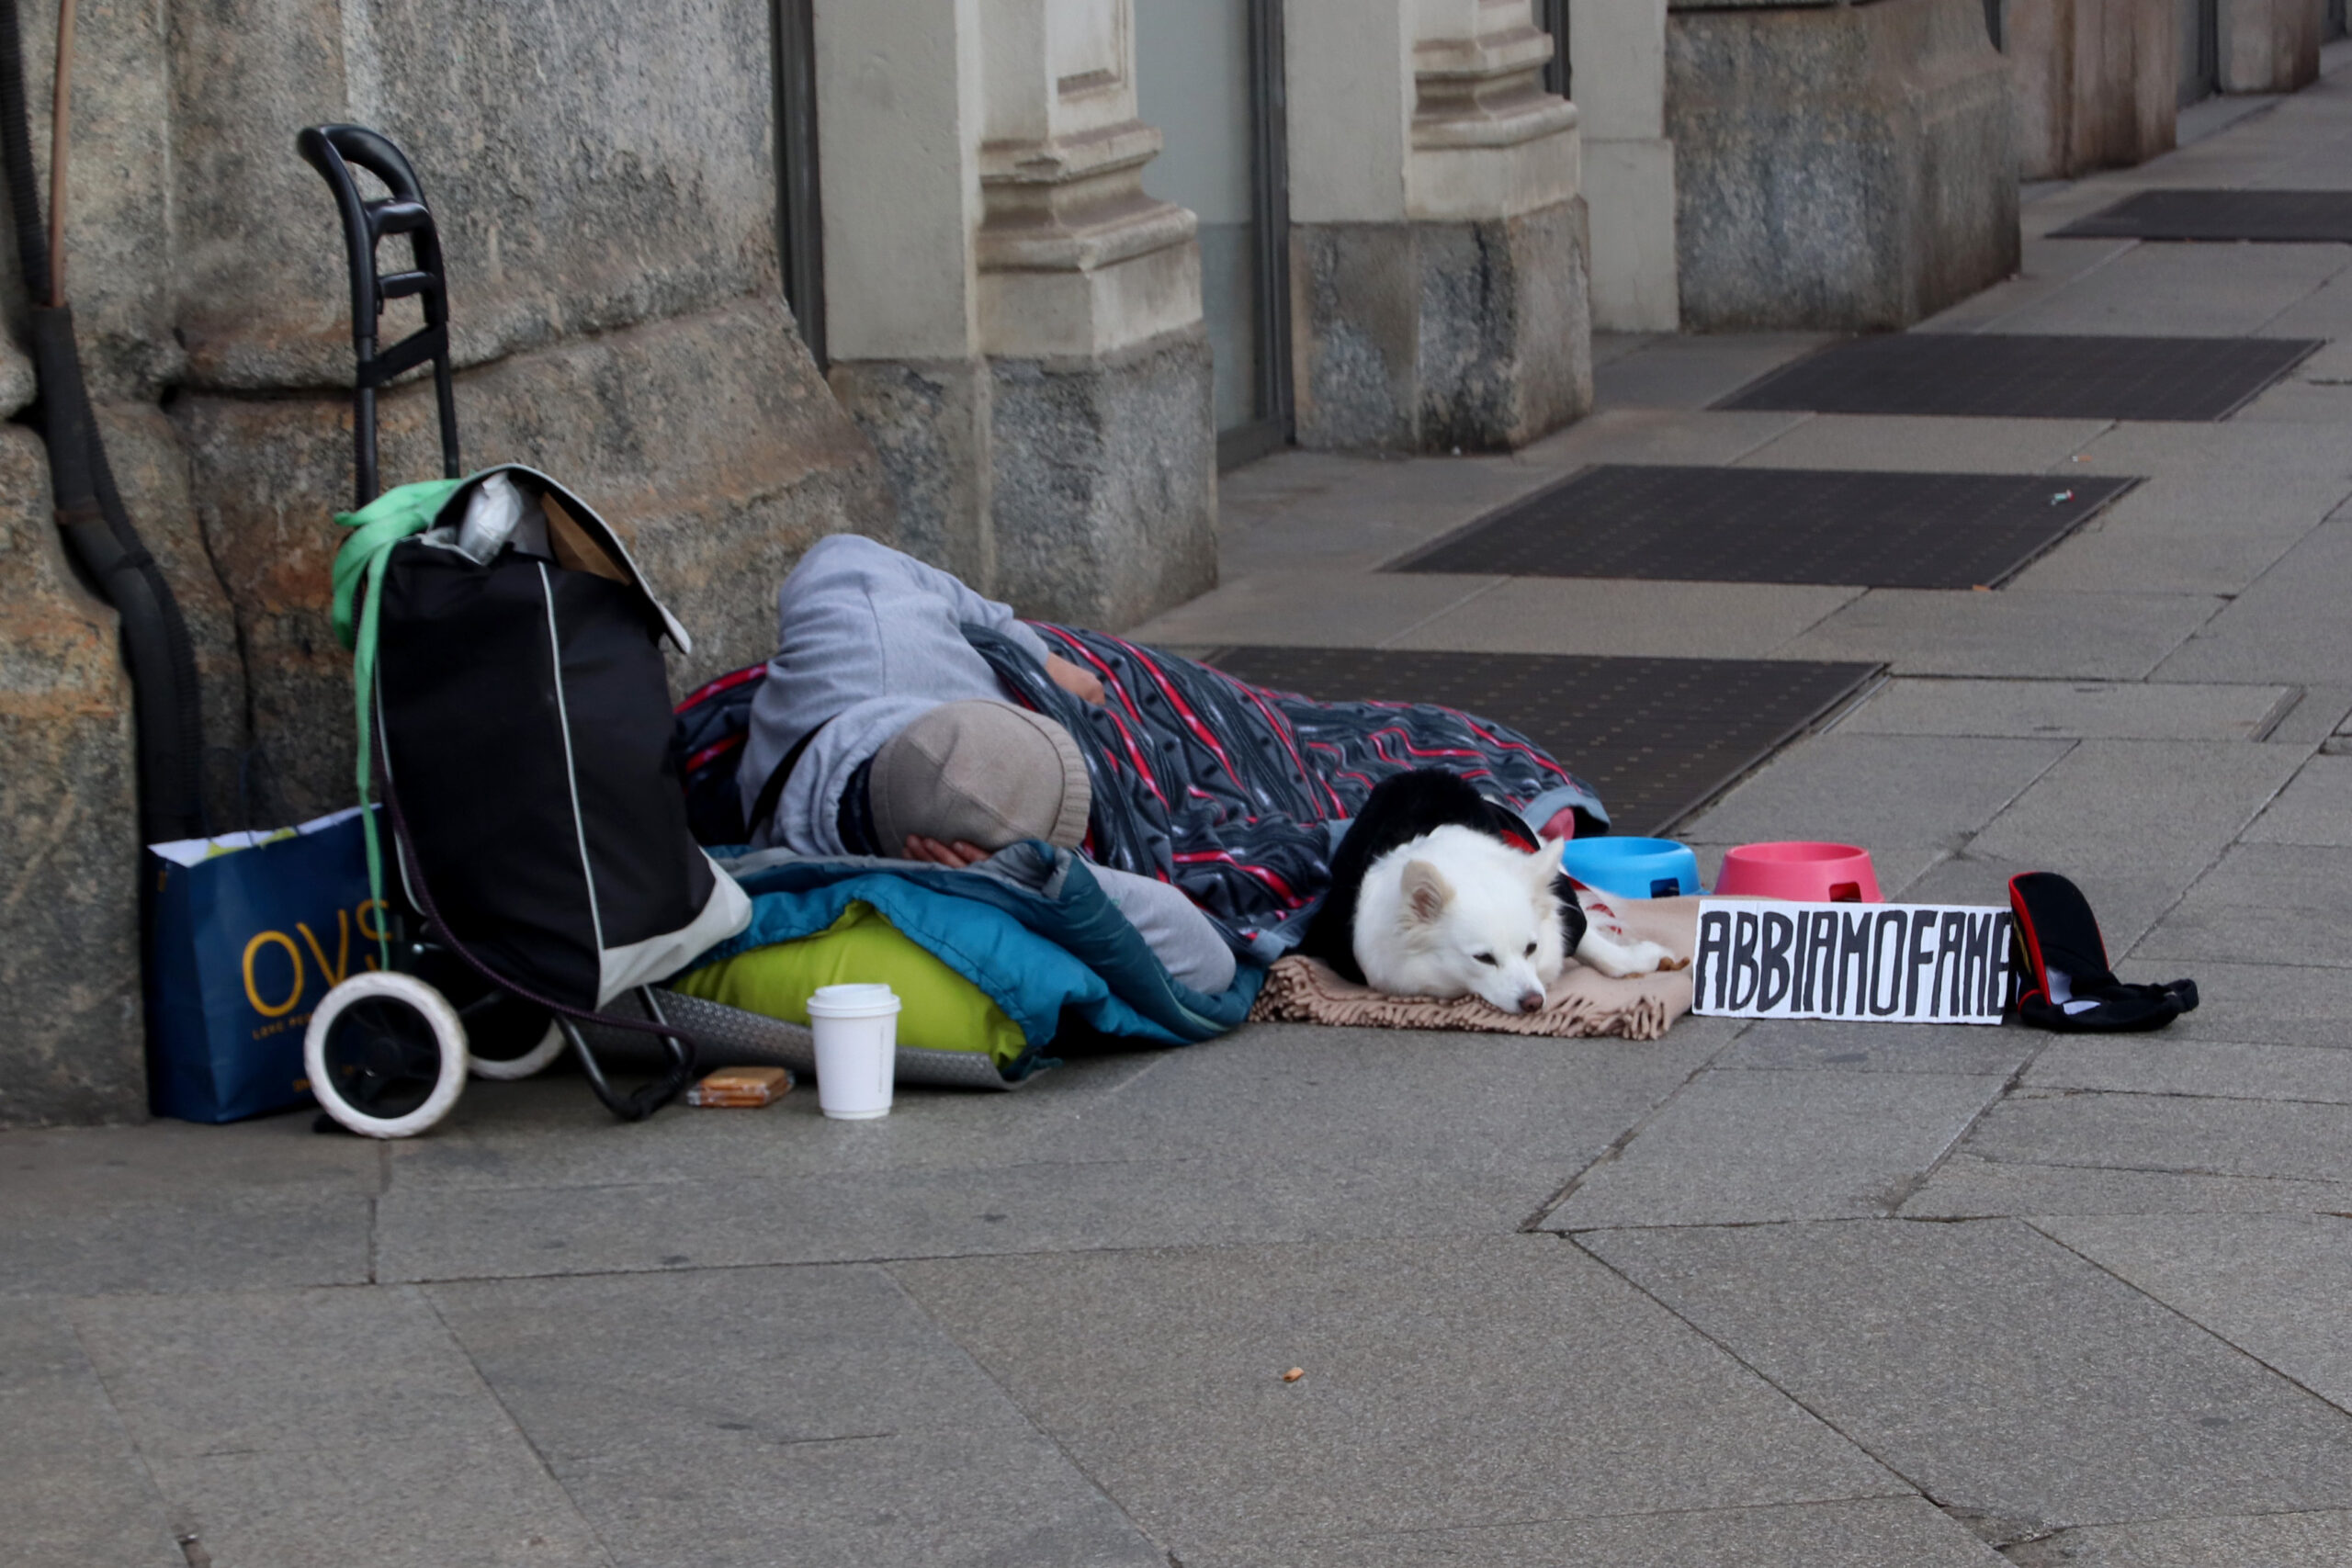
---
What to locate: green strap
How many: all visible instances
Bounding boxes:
[331,477,470,965]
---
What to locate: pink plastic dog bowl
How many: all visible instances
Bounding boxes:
[1714,841,1881,903]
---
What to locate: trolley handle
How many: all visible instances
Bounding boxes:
[296,124,461,509]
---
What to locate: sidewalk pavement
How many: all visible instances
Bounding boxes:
[16,47,2352,1568]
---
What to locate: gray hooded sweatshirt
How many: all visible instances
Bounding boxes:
[739,534,1053,857]
[735,534,1236,993]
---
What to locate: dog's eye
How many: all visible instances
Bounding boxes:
[1473,952,1498,966]
[1524,942,1538,957]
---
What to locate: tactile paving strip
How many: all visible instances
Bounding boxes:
[1719,333,2322,422]
[2052,189,2352,244]
[1391,465,2139,589]
[1197,646,1882,836]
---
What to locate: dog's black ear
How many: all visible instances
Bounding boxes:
[1401,859,1453,923]
[1551,874,1589,951]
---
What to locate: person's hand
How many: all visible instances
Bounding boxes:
[903,835,989,868]
[1045,652,1106,705]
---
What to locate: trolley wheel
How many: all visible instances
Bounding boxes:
[407,947,561,1080]
[468,1018,565,1081]
[304,973,467,1138]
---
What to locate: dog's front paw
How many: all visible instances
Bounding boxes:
[1577,934,1683,978]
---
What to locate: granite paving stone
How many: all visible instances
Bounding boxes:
[1900,1153,2352,1220]
[0,1190,373,1298]
[1778,589,2222,681]
[1734,415,2116,475]
[1382,576,1860,660]
[890,1236,1906,1561]
[2233,378,2352,423]
[1216,453,1569,577]
[2007,509,2324,597]
[1894,856,2183,961]
[2140,959,2352,1045]
[2244,753,2352,843]
[2288,335,2352,380]
[1714,1017,2040,1078]
[1593,332,1839,410]
[428,1265,1165,1568]
[0,1301,182,1568]
[1679,734,2071,852]
[379,1156,1510,1281]
[1838,678,2295,741]
[382,1024,1718,1194]
[1914,235,2140,332]
[2264,684,2352,748]
[1583,1219,2352,1542]
[68,1287,610,1568]
[2037,1213,2352,1410]
[161,1438,615,1568]
[1961,1090,2352,1184]
[1966,739,2306,880]
[0,1116,383,1213]
[2064,419,2352,479]
[1182,1496,2005,1568]
[2035,461,2352,531]
[378,1025,1724,1279]
[2138,842,2352,968]
[1509,406,1815,471]
[1121,570,1502,649]
[1544,1069,2006,1229]
[2010,1509,2352,1568]
[1964,240,2352,337]
[2158,525,2352,684]
[2027,1037,2352,1103]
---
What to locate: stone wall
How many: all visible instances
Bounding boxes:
[1284,0,1592,454]
[2221,0,2325,90]
[3,0,892,1122]
[2007,0,2177,181]
[1668,0,2020,333]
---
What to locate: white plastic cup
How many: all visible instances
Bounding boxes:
[805,983,899,1120]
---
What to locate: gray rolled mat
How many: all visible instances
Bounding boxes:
[573,988,1021,1091]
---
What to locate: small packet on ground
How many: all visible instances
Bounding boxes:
[686,1066,793,1107]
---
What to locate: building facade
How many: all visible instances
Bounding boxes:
[4,0,2341,1122]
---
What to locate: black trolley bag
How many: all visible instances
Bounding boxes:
[297,125,806,1137]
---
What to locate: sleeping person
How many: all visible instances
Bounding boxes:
[736,534,1607,975]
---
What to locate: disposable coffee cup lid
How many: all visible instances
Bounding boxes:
[808,982,900,1017]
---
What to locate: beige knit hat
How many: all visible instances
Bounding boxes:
[868,701,1091,853]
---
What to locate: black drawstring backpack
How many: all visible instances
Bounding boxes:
[334,465,750,1011]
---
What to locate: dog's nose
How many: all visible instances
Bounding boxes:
[1517,988,1545,1013]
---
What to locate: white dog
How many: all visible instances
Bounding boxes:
[1354,825,1683,1014]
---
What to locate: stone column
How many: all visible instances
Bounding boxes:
[2,0,896,1124]
[167,0,894,825]
[817,0,1216,628]
[2220,0,2324,91]
[1570,0,1679,331]
[1668,0,2019,333]
[2007,0,2177,181]
[1287,0,1590,453]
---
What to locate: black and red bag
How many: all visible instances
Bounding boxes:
[2008,871,2197,1032]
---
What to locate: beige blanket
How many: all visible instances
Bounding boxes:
[1247,895,1701,1040]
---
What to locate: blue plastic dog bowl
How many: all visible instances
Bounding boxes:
[1557,837,1704,901]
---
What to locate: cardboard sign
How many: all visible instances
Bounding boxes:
[1692,900,2014,1025]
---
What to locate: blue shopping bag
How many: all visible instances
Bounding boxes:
[146,807,381,1122]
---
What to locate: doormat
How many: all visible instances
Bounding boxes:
[1194,646,1883,836]
[1389,465,2139,588]
[2052,189,2352,244]
[1718,333,2321,422]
